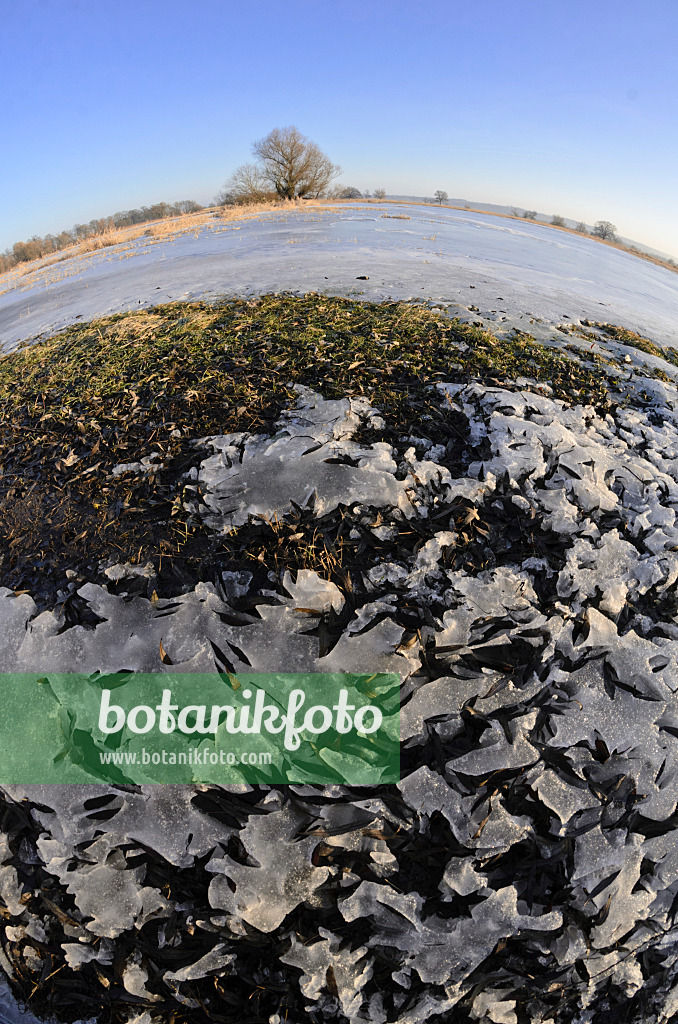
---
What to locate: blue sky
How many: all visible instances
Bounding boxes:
[1,0,677,256]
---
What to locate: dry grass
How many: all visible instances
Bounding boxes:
[72,230,139,252]
[215,198,305,219]
[72,210,217,250]
[141,214,214,238]
[2,252,75,281]
[1,210,223,284]
[0,292,618,606]
[0,201,339,286]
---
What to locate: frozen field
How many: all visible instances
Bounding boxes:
[1,203,678,351]
[2,207,678,1024]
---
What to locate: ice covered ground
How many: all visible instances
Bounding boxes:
[4,380,678,1021]
[2,210,678,1024]
[1,203,678,352]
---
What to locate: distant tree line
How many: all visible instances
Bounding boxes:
[326,186,387,200]
[0,199,203,274]
[512,209,621,242]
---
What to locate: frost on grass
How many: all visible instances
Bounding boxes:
[4,370,678,1022]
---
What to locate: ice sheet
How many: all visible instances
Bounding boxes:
[1,204,677,352]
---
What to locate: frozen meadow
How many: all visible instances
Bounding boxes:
[2,206,678,1024]
[2,204,678,353]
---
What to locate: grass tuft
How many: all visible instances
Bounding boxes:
[581,320,678,369]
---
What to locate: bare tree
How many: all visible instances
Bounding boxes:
[372,188,386,200]
[592,220,618,241]
[575,221,588,233]
[250,126,341,200]
[522,210,537,220]
[216,163,276,205]
[551,214,565,227]
[177,199,203,214]
[338,186,362,199]
[217,128,341,205]
[434,190,448,205]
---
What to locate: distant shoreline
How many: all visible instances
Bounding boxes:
[325,197,678,278]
